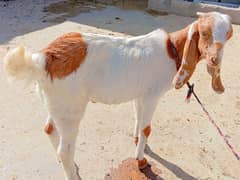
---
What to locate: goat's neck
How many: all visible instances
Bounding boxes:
[170,26,189,63]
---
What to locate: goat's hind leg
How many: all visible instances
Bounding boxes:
[55,103,87,180]
[58,124,80,180]
[44,116,59,152]
[44,115,80,180]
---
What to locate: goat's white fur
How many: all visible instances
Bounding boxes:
[187,23,195,40]
[4,12,232,180]
[32,53,47,70]
[4,46,45,84]
[213,12,231,43]
[4,29,177,179]
[197,12,231,43]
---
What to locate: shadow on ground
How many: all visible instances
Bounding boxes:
[104,145,197,180]
[145,145,197,180]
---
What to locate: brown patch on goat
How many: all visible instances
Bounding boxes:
[166,38,175,60]
[143,126,151,138]
[226,25,233,40]
[166,37,181,70]
[44,122,54,135]
[41,32,87,80]
[174,23,200,89]
[134,137,139,145]
[198,17,213,48]
[170,27,188,62]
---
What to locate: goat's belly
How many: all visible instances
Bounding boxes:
[87,78,144,104]
[84,55,176,104]
[89,93,138,104]
[85,67,155,104]
[86,72,174,105]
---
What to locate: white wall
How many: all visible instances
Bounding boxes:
[148,0,240,24]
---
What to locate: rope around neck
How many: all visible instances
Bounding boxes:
[186,82,240,161]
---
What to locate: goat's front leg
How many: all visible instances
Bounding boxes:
[133,99,142,145]
[135,95,159,169]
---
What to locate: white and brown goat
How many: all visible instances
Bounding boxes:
[4,12,233,180]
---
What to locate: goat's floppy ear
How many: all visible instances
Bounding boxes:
[207,65,224,93]
[173,22,200,89]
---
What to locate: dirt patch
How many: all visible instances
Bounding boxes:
[42,0,105,23]
[146,9,168,16]
[235,101,240,109]
[104,158,162,180]
[42,0,148,23]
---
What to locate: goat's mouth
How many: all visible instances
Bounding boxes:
[206,57,221,67]
[207,61,219,67]
[207,65,225,94]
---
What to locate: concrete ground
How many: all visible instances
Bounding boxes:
[0,0,239,179]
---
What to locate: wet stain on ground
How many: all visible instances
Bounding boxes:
[42,0,154,23]
[105,158,162,180]
[42,0,105,23]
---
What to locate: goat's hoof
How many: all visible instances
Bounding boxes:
[137,157,148,169]
[134,137,139,145]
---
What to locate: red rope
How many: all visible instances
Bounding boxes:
[186,82,240,161]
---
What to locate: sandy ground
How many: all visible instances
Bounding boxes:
[0,1,240,180]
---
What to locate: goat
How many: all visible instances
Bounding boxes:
[4,12,233,180]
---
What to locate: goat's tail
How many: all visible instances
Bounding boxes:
[4,46,46,84]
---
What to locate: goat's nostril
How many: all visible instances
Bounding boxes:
[210,57,218,65]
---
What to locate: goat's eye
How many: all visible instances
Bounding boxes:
[201,32,208,37]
